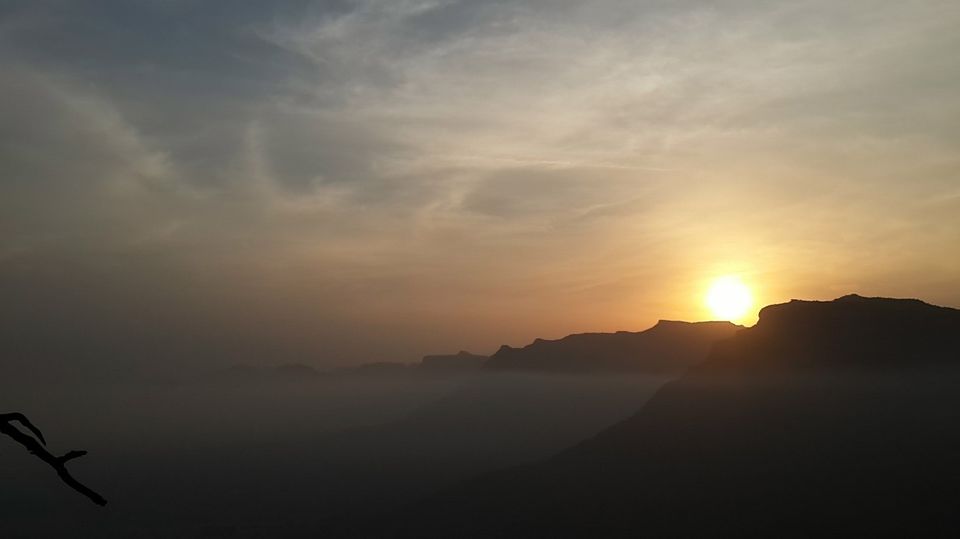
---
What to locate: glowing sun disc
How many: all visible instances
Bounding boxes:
[706,276,752,321]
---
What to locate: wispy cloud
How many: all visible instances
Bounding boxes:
[1,0,959,372]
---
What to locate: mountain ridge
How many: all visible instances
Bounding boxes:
[396,295,960,537]
[485,320,740,374]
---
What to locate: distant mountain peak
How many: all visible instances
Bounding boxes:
[716,294,960,371]
[834,293,930,304]
[652,319,741,330]
[419,350,487,372]
[758,294,954,322]
[652,319,688,329]
[485,320,739,374]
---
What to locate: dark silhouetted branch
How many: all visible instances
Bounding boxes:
[0,413,107,506]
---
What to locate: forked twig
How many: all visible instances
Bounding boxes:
[0,412,107,506]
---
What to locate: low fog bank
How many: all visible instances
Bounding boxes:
[0,373,463,450]
[0,370,669,537]
[6,365,954,537]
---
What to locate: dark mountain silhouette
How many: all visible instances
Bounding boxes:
[397,295,960,537]
[485,320,740,374]
[208,319,739,384]
[313,322,742,489]
[287,373,673,537]
[262,324,741,534]
[418,351,487,372]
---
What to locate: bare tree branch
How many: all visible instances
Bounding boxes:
[0,413,107,506]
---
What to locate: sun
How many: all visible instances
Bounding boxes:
[706,276,753,322]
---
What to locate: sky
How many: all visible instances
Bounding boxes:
[1,0,959,374]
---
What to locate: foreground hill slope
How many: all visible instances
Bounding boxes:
[398,295,960,537]
[485,320,740,373]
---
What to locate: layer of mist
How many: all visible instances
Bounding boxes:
[1,371,668,537]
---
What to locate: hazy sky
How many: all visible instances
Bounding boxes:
[2,1,959,373]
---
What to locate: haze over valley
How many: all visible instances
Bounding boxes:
[3,1,960,537]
